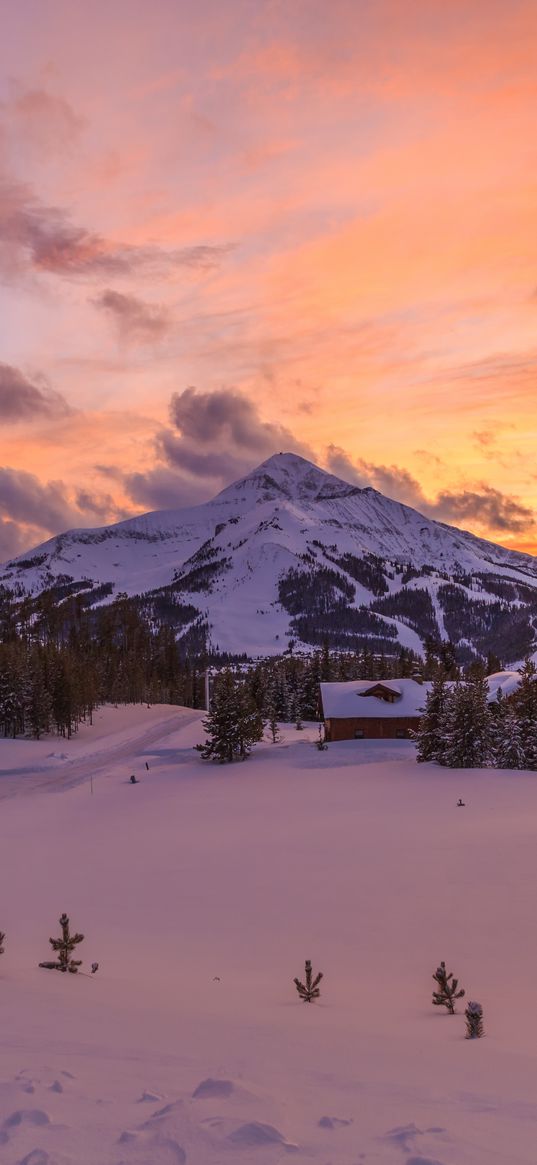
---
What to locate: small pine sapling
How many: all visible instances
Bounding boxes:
[294,959,323,1002]
[432,960,465,1014]
[465,1000,484,1039]
[39,913,84,974]
[316,725,328,750]
[267,713,281,744]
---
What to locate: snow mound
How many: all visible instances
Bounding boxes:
[192,1078,235,1099]
[227,1120,296,1148]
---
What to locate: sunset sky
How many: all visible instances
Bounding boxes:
[1,0,537,559]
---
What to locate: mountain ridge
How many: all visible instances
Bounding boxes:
[2,452,537,663]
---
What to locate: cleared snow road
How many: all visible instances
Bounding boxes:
[0,707,203,800]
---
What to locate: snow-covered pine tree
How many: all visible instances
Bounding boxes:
[413,672,448,762]
[266,710,281,743]
[200,670,241,763]
[26,653,53,740]
[297,658,319,721]
[465,1000,484,1038]
[294,959,323,1002]
[491,690,526,769]
[264,671,282,743]
[513,658,537,769]
[441,672,491,768]
[0,668,18,739]
[39,913,84,973]
[236,682,264,759]
[432,960,465,1014]
[200,671,263,762]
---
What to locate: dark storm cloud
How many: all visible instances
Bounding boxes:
[0,519,42,562]
[123,467,213,511]
[169,386,313,456]
[157,430,258,481]
[74,488,127,523]
[92,289,172,342]
[326,445,427,509]
[0,467,75,531]
[0,470,127,564]
[122,387,315,512]
[0,363,71,422]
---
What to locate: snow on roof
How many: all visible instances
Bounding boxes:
[362,680,402,696]
[321,671,527,720]
[320,679,430,719]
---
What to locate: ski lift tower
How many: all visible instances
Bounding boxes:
[204,667,218,712]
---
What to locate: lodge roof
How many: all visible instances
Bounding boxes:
[320,670,526,720]
[320,678,430,719]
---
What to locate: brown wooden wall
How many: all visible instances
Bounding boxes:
[325,716,420,741]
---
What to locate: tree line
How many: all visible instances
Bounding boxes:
[0,573,428,740]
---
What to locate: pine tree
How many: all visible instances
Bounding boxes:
[200,671,241,762]
[266,709,281,744]
[486,650,502,676]
[441,675,491,768]
[513,659,537,769]
[39,913,84,973]
[294,959,323,1002]
[236,682,264,759]
[200,671,263,763]
[465,1000,484,1038]
[0,930,5,956]
[316,724,328,750]
[491,691,526,769]
[414,672,448,762]
[432,960,465,1014]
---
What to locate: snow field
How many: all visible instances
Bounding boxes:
[0,707,537,1162]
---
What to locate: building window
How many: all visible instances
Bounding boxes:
[354,728,365,739]
[395,728,407,739]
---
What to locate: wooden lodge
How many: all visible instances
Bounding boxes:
[319,678,429,741]
[319,671,525,742]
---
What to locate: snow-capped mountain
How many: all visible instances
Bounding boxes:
[2,452,537,662]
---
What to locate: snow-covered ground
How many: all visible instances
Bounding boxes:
[1,706,536,1164]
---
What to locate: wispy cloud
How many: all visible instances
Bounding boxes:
[326,445,536,538]
[0,363,71,422]
[0,173,233,281]
[92,289,172,343]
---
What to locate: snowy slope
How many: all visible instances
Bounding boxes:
[2,452,537,660]
[2,707,537,1163]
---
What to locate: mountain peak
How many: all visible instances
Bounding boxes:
[216,451,361,504]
